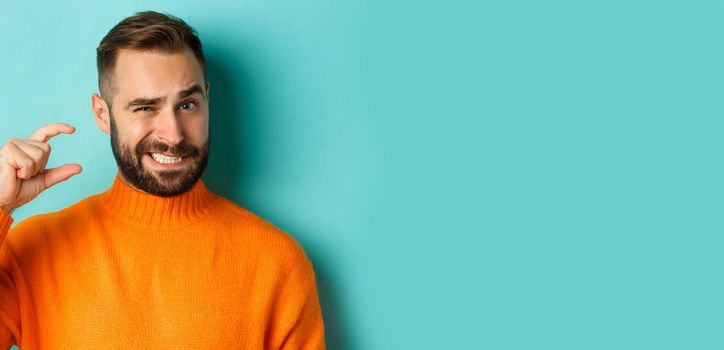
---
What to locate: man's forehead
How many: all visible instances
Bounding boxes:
[118,81,205,100]
[112,48,205,101]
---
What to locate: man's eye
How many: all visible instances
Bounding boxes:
[133,106,154,112]
[180,101,197,110]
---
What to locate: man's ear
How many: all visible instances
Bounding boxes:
[205,81,211,99]
[91,93,111,135]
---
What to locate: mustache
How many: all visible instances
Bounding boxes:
[135,139,201,158]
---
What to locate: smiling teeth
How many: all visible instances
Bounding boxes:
[150,153,183,164]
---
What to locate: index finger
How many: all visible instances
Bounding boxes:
[27,123,76,143]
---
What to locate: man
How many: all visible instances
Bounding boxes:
[0,11,326,349]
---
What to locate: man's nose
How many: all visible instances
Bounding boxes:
[154,108,184,146]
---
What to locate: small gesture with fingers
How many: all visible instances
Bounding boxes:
[0,123,82,214]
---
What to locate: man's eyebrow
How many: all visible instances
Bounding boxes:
[125,97,164,110]
[179,83,206,100]
[124,84,206,110]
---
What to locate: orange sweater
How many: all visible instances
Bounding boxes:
[0,175,326,349]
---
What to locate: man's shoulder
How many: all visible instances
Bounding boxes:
[211,196,312,268]
[211,195,286,236]
[7,193,102,242]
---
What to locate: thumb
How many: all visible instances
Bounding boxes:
[43,164,82,189]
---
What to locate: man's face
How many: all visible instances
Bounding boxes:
[104,47,210,197]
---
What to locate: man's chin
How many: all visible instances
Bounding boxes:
[144,168,190,184]
[142,180,196,197]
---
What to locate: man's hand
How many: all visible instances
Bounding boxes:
[0,123,82,214]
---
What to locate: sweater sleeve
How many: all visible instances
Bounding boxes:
[271,250,326,350]
[0,209,20,348]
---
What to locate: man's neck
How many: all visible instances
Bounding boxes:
[115,170,151,195]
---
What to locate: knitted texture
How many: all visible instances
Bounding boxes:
[0,176,326,349]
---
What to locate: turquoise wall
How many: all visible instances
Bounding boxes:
[1,0,723,349]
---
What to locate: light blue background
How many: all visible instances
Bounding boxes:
[1,0,723,349]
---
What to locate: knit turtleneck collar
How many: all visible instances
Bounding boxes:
[98,175,217,227]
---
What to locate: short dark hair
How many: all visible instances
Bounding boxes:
[96,11,207,102]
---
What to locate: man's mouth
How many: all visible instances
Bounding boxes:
[147,152,184,165]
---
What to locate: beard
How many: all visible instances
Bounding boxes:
[109,112,209,197]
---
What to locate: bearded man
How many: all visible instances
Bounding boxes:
[0,10,326,349]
